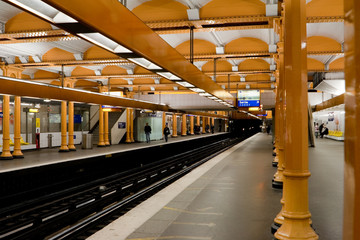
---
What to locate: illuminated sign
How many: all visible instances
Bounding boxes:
[237,90,260,107]
[29,108,39,113]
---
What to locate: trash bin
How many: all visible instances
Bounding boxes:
[82,134,93,149]
[48,134,53,148]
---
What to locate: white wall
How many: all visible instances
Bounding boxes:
[313,110,345,133]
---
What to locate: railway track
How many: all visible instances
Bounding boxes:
[0,136,247,240]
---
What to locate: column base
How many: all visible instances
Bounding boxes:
[181,134,187,136]
[105,143,111,146]
[272,179,283,189]
[271,222,281,235]
[272,161,278,167]
[69,148,77,151]
[12,154,24,159]
[172,135,178,138]
[59,149,70,152]
[97,144,106,147]
[0,155,14,160]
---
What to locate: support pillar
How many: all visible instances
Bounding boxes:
[104,111,110,146]
[59,101,69,152]
[274,0,318,239]
[196,116,200,126]
[130,109,135,142]
[12,96,24,158]
[97,105,106,147]
[343,1,360,239]
[172,114,177,137]
[190,116,194,135]
[68,101,76,151]
[162,112,166,139]
[181,114,187,136]
[0,95,13,160]
[202,117,206,134]
[125,108,131,143]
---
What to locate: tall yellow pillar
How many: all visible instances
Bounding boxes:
[104,111,110,146]
[12,96,24,158]
[97,105,106,147]
[190,116,194,135]
[67,101,76,151]
[59,101,69,152]
[125,108,131,143]
[274,0,318,239]
[181,114,187,136]
[196,116,200,126]
[172,114,177,137]
[343,1,360,239]
[202,117,206,134]
[0,95,13,160]
[130,109,135,142]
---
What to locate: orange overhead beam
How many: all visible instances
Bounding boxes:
[41,0,235,104]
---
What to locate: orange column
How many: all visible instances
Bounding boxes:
[202,117,206,134]
[196,116,200,126]
[0,95,13,160]
[181,114,187,136]
[12,96,24,158]
[125,108,131,143]
[59,101,69,152]
[274,0,318,239]
[162,112,166,139]
[104,111,110,145]
[343,1,360,239]
[68,101,76,150]
[190,116,194,135]
[97,105,106,147]
[172,114,177,137]
[130,109,135,142]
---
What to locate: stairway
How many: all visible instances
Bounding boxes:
[90,111,123,145]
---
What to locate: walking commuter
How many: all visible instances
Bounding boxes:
[314,123,319,138]
[144,123,151,143]
[163,123,170,142]
[319,123,324,138]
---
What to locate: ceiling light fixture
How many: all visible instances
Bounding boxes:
[128,58,162,70]
[78,33,132,54]
[156,72,181,80]
[175,81,194,88]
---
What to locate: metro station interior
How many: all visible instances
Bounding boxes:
[0,0,358,239]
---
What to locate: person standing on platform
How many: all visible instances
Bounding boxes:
[211,125,215,134]
[144,123,151,143]
[314,123,319,138]
[163,123,170,142]
[319,123,324,138]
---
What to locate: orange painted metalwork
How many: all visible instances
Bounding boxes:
[42,0,234,103]
[130,109,135,142]
[190,116,194,135]
[104,111,110,146]
[67,101,76,150]
[12,96,24,158]
[59,101,69,152]
[172,114,177,137]
[274,0,318,239]
[343,1,360,239]
[196,116,200,126]
[313,93,344,112]
[98,105,105,147]
[125,108,131,143]
[202,117,206,134]
[0,95,13,160]
[181,114,187,136]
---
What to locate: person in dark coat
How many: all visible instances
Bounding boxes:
[144,123,151,143]
[163,123,170,142]
[319,123,324,138]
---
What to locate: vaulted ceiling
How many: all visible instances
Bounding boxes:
[0,0,344,110]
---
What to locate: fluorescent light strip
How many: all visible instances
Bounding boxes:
[190,88,205,93]
[198,92,212,97]
[156,72,181,80]
[128,58,162,70]
[208,96,218,100]
[175,81,194,88]
[78,33,132,54]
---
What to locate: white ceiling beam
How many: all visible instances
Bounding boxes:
[32,55,42,63]
[5,57,15,64]
[74,53,83,61]
[19,56,28,64]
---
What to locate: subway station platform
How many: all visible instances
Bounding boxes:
[88,133,343,240]
[0,132,227,173]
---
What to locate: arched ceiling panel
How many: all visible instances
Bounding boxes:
[214,29,270,45]
[134,66,153,74]
[34,70,60,79]
[0,1,21,23]
[132,0,188,22]
[176,39,216,55]
[307,23,344,44]
[75,80,98,87]
[108,78,128,85]
[5,12,52,32]
[225,37,268,53]
[307,36,341,52]
[246,74,270,81]
[200,0,265,18]
[329,57,344,70]
[133,78,157,84]
[306,0,343,17]
[307,58,325,70]
[102,66,128,75]
[71,66,95,76]
[202,60,232,72]
[216,75,240,82]
[83,46,119,60]
[43,47,75,62]
[238,59,269,70]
